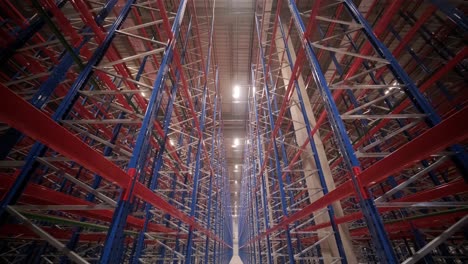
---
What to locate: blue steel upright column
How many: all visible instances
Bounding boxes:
[185,0,217,261]
[286,0,398,262]
[0,0,128,221]
[100,1,188,263]
[254,13,295,263]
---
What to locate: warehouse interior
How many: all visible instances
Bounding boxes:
[0,0,467,263]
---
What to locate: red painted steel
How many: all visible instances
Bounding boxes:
[0,84,227,245]
[243,105,468,245]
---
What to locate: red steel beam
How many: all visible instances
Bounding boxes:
[242,105,468,246]
[0,177,174,234]
[350,210,467,237]
[329,46,468,171]
[0,224,175,244]
[1,224,110,243]
[66,0,213,204]
[257,0,402,191]
[0,84,227,246]
[353,38,468,150]
[155,0,217,178]
[46,0,196,183]
[301,178,467,232]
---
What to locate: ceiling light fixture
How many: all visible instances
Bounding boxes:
[232,138,239,148]
[233,85,240,98]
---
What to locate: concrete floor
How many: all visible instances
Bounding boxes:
[229,219,243,264]
[229,256,243,264]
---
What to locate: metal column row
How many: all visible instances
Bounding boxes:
[0,0,233,263]
[239,0,468,263]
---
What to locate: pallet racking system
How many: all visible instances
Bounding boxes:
[0,0,467,263]
[239,0,467,263]
[0,0,233,263]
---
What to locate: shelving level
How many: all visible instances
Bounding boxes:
[239,0,467,263]
[0,0,232,263]
[0,0,467,263]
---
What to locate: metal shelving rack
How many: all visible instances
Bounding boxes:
[239,0,467,263]
[0,0,233,263]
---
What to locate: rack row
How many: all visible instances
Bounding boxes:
[0,0,233,263]
[238,0,468,263]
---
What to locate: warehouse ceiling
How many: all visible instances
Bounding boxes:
[201,0,319,215]
[197,0,256,214]
[196,0,317,215]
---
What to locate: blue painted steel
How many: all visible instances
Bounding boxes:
[99,191,132,263]
[412,226,434,263]
[388,26,458,99]
[204,67,219,264]
[400,11,467,77]
[0,0,131,223]
[61,112,125,263]
[0,0,118,160]
[185,2,217,262]
[245,104,263,264]
[249,66,273,264]
[429,0,468,32]
[18,0,137,261]
[254,14,295,263]
[335,23,447,190]
[242,166,254,264]
[253,156,263,264]
[0,0,67,64]
[250,189,258,264]
[102,0,190,262]
[169,128,195,263]
[159,23,196,264]
[343,0,438,124]
[131,15,192,264]
[3,1,119,214]
[344,0,468,177]
[184,83,207,262]
[212,125,223,263]
[131,75,167,262]
[262,36,309,261]
[286,0,399,262]
[287,1,360,169]
[212,120,225,264]
[277,17,348,262]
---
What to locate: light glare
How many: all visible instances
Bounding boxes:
[233,85,240,98]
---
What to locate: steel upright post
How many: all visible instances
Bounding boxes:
[254,13,295,263]
[100,1,188,262]
[286,0,398,262]
[0,0,131,222]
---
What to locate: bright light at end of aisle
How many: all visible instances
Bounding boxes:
[232,138,239,148]
[233,85,240,98]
